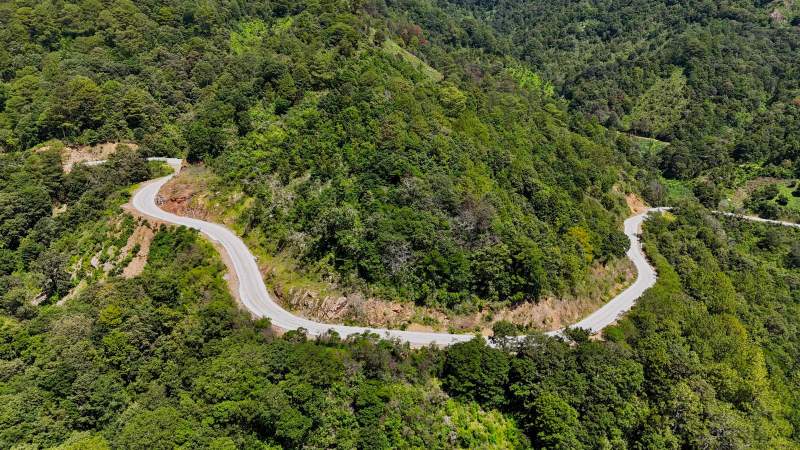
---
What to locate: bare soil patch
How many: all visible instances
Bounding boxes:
[121,224,155,278]
[273,256,634,334]
[55,142,139,173]
[626,192,648,214]
[158,165,216,219]
[493,258,636,331]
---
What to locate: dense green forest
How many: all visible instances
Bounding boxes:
[0,146,151,299]
[3,0,800,448]
[0,143,528,447]
[1,223,527,448]
[0,0,647,310]
[432,0,800,181]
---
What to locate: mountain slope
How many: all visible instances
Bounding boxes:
[0,0,642,309]
[427,0,800,178]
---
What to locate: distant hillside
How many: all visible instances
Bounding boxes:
[426,0,800,180]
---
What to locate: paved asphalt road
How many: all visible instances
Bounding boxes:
[135,159,475,346]
[123,159,789,346]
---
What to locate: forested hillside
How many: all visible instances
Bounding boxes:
[3,1,800,448]
[0,0,645,310]
[432,0,800,180]
[0,134,528,447]
[0,146,152,305]
[1,223,528,448]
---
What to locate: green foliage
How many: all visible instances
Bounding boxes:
[3,154,800,448]
[230,19,269,55]
[624,208,800,447]
[0,139,528,447]
[744,180,800,222]
[0,146,161,309]
[623,69,688,139]
[202,4,633,308]
[3,2,800,448]
[382,39,443,82]
[438,207,800,448]
[504,65,555,97]
[0,0,641,310]
[435,0,800,183]
[0,223,528,449]
[692,179,722,208]
[0,183,50,249]
[491,320,520,338]
[529,392,582,450]
[443,338,509,409]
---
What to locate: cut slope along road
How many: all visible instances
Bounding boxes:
[124,158,785,346]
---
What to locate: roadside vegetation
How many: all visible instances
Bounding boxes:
[159,165,637,333]
[1,222,529,449]
[0,147,152,309]
[440,207,800,448]
[200,5,637,311]
[3,181,799,448]
[740,179,800,222]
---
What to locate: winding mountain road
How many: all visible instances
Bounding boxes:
[126,159,793,346]
[124,158,672,346]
